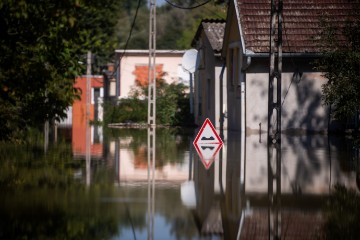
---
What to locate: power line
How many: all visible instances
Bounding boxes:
[164,0,212,9]
[122,0,141,58]
[110,0,142,77]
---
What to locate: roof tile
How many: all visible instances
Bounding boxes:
[237,0,360,53]
[192,19,226,53]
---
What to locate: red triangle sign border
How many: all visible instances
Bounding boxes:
[193,118,223,146]
[193,118,223,170]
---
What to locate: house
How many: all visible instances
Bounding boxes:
[72,75,104,158]
[219,2,359,236]
[186,1,360,238]
[192,19,227,130]
[112,49,188,99]
[222,0,359,133]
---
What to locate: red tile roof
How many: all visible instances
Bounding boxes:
[240,209,324,239]
[237,0,360,53]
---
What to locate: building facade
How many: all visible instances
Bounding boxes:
[113,49,188,99]
[192,19,227,130]
[222,0,359,133]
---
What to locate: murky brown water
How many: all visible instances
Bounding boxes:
[0,126,359,239]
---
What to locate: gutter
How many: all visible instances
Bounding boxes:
[219,62,226,135]
[233,0,246,54]
[115,49,186,54]
[244,52,322,58]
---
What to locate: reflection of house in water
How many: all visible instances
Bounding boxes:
[72,75,104,158]
[183,131,359,239]
[109,136,190,183]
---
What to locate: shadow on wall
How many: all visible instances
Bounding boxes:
[282,73,328,134]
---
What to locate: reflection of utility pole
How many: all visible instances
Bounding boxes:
[147,1,156,239]
[268,0,282,239]
[86,51,92,186]
[44,117,49,153]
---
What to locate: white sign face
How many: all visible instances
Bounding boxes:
[193,118,223,169]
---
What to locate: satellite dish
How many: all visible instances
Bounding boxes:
[182,49,198,73]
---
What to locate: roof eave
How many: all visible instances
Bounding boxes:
[244,51,322,58]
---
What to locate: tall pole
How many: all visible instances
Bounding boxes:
[86,51,92,186]
[148,0,156,126]
[268,0,282,239]
[147,1,156,240]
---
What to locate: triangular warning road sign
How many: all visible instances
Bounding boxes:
[193,118,223,169]
[193,118,223,145]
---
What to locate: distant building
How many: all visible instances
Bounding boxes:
[192,19,227,129]
[72,75,104,158]
[112,49,188,99]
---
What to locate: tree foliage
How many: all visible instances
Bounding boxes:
[116,0,227,50]
[0,0,225,140]
[0,0,123,141]
[316,5,360,120]
[104,80,193,126]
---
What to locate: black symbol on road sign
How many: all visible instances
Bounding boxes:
[193,118,223,170]
[201,146,215,150]
[201,136,215,141]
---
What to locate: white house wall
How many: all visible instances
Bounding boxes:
[245,58,329,134]
[117,50,185,99]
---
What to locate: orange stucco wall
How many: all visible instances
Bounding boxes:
[72,76,103,157]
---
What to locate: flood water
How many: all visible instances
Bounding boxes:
[0,126,359,239]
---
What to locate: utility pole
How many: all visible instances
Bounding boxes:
[147,1,156,239]
[86,51,92,186]
[268,0,282,239]
[148,0,156,126]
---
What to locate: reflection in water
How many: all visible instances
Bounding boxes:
[0,127,359,239]
[147,126,156,240]
[185,130,359,239]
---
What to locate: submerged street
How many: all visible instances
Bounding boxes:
[1,126,358,239]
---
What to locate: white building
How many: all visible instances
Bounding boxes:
[114,49,188,99]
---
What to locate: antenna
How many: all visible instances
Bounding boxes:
[182,49,198,73]
[182,49,198,114]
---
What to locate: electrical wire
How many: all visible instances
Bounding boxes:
[122,0,141,56]
[110,0,141,77]
[164,0,212,9]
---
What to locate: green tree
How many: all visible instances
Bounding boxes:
[115,0,227,50]
[316,5,360,121]
[0,0,123,141]
[104,79,192,126]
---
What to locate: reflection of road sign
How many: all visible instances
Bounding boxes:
[193,118,223,169]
